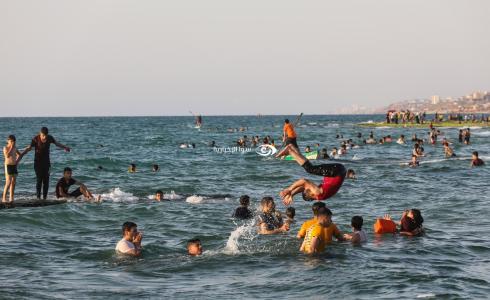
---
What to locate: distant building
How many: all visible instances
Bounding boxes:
[431,95,440,105]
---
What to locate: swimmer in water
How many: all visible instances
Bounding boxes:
[232,195,253,219]
[412,143,424,158]
[343,216,368,244]
[128,164,136,173]
[300,207,344,254]
[397,135,406,144]
[275,144,347,206]
[408,155,419,168]
[115,222,143,256]
[155,190,164,202]
[152,164,159,172]
[284,207,296,226]
[297,202,326,239]
[346,169,356,179]
[384,209,424,236]
[471,151,485,167]
[443,142,456,158]
[257,197,289,234]
[187,239,203,256]
[330,147,338,157]
[305,146,311,153]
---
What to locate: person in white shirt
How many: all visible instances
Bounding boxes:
[115,222,143,256]
[343,216,368,244]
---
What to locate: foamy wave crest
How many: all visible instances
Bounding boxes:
[186,195,231,204]
[186,195,205,204]
[100,188,139,203]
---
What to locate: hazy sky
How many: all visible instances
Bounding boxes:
[1,0,489,116]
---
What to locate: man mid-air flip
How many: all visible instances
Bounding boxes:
[276,144,346,206]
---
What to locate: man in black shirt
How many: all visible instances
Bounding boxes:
[232,195,253,219]
[19,127,70,200]
[56,167,98,201]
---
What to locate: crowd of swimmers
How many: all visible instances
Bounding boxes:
[2,120,486,257]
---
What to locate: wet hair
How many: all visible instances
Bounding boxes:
[302,190,315,201]
[311,202,326,216]
[410,209,424,227]
[414,143,419,149]
[286,207,296,219]
[187,238,201,247]
[7,135,16,142]
[261,196,274,207]
[239,195,250,206]
[40,127,49,135]
[316,206,332,217]
[351,216,363,230]
[347,169,355,176]
[153,164,159,171]
[156,190,163,196]
[122,221,137,234]
[131,164,136,168]
[472,151,479,157]
[285,119,290,124]
[63,167,72,173]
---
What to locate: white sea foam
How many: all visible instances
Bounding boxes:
[186,195,204,203]
[224,221,257,255]
[416,293,435,298]
[186,195,231,204]
[100,188,139,203]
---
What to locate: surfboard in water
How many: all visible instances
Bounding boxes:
[284,151,318,161]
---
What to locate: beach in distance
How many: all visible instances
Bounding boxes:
[0,114,489,299]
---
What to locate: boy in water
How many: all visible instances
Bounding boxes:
[408,155,419,167]
[55,167,99,201]
[257,197,289,234]
[346,169,356,179]
[128,164,136,173]
[155,190,164,201]
[343,216,367,243]
[275,144,346,206]
[187,239,203,256]
[297,202,326,239]
[443,142,456,158]
[300,207,344,254]
[115,221,143,256]
[232,195,253,219]
[284,207,296,226]
[3,135,22,203]
[471,151,485,167]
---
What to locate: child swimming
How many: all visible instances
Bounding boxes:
[187,239,203,256]
[232,195,253,219]
[343,216,367,243]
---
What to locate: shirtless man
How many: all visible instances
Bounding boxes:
[3,135,22,203]
[276,144,347,206]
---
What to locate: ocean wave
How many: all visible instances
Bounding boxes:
[99,188,139,203]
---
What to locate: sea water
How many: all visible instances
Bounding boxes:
[0,115,489,299]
